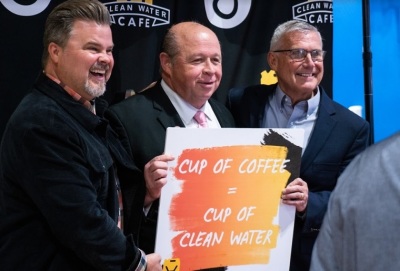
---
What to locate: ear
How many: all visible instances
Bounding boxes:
[48,42,61,63]
[159,52,172,73]
[267,52,277,71]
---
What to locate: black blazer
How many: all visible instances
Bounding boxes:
[106,81,235,263]
[228,84,370,271]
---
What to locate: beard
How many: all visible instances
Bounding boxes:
[84,79,106,98]
[84,62,110,98]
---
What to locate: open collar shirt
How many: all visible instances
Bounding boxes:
[262,85,320,153]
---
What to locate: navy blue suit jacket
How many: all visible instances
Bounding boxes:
[228,84,370,271]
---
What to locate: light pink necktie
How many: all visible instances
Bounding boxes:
[194,110,208,128]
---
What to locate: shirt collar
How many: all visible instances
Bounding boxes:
[275,85,320,117]
[44,72,95,114]
[161,79,211,126]
[35,73,105,134]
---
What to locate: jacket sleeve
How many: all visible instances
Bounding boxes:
[303,120,370,232]
[13,118,142,270]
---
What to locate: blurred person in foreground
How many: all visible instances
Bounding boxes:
[227,19,370,271]
[106,21,235,270]
[311,132,400,271]
[0,0,161,270]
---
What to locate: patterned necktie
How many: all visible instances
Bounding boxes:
[194,110,208,128]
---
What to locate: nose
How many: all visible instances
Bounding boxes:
[203,59,216,74]
[99,51,113,64]
[302,53,315,66]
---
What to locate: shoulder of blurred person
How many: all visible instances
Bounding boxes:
[310,132,400,271]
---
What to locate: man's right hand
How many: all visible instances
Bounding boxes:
[146,253,162,271]
[143,154,174,207]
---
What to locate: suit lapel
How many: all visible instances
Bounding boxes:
[301,90,337,172]
[146,82,185,129]
[247,84,274,128]
[209,99,230,127]
[147,81,233,129]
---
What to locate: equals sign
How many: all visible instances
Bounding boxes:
[227,187,237,194]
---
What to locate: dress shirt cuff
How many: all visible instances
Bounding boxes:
[134,249,147,271]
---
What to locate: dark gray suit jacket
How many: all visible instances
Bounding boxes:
[228,83,370,271]
[106,81,235,265]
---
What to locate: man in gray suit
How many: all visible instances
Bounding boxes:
[311,132,400,271]
[106,21,234,271]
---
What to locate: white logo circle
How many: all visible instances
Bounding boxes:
[1,0,51,16]
[204,0,252,29]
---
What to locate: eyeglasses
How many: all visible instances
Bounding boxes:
[273,48,326,62]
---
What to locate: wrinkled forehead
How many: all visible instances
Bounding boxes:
[281,30,322,48]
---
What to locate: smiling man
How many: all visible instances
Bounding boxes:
[0,1,161,270]
[44,15,113,101]
[227,20,370,271]
[106,21,235,271]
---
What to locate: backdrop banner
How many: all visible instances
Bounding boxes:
[0,0,333,138]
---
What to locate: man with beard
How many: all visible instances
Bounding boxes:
[0,1,161,270]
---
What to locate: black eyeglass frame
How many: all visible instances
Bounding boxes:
[272,48,327,62]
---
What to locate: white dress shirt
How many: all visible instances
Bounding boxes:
[161,80,221,128]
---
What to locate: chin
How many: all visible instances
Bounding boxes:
[302,82,318,90]
[85,82,106,98]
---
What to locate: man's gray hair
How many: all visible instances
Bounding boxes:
[270,20,323,51]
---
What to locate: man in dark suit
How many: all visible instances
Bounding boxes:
[106,22,235,270]
[228,20,370,271]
